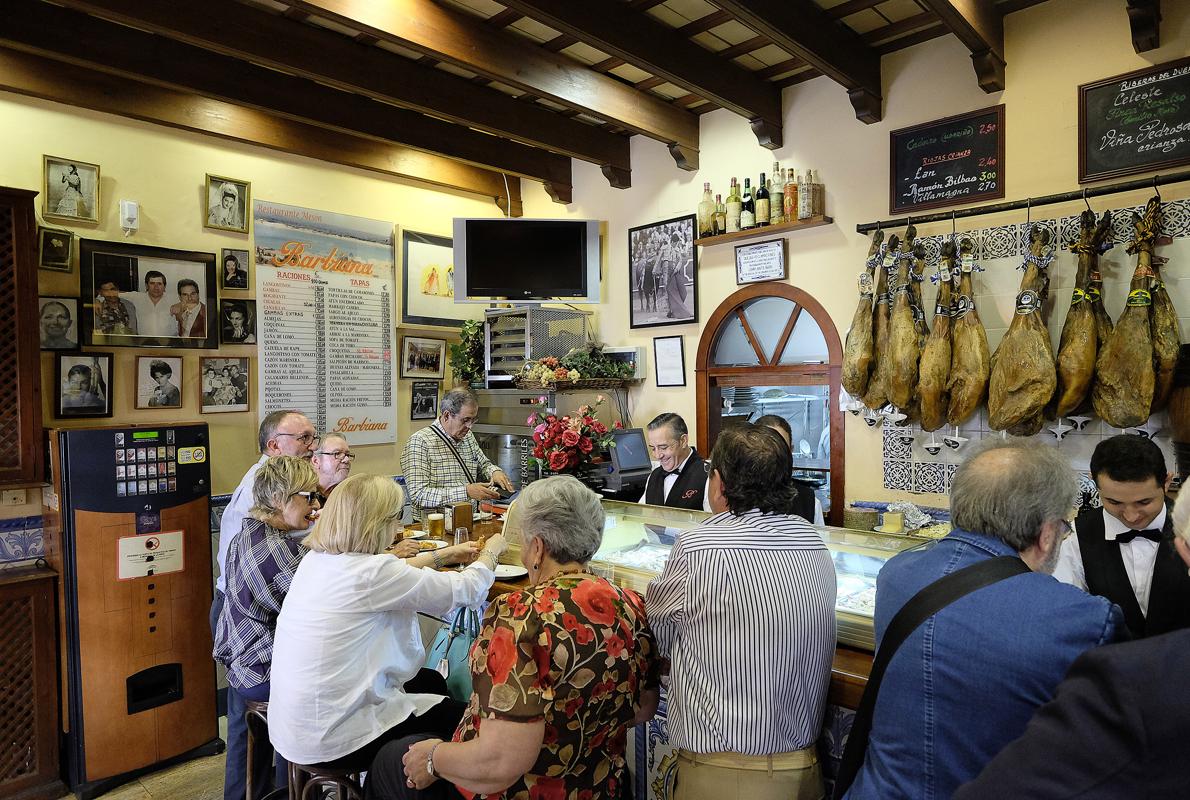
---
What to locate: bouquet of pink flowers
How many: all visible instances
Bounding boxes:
[526,394,621,473]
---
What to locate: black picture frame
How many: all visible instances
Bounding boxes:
[653,335,686,388]
[80,239,219,349]
[39,296,80,350]
[55,352,114,419]
[629,214,698,329]
[889,105,1005,214]
[410,380,440,420]
[219,248,250,290]
[38,227,73,272]
[401,229,485,327]
[219,299,258,345]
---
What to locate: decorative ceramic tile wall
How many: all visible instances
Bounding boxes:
[0,515,44,563]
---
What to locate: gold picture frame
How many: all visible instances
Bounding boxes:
[204,173,251,234]
[43,155,100,224]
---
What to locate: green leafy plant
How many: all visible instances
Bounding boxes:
[448,319,485,385]
[559,344,636,380]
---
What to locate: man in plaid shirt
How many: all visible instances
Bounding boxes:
[400,388,514,520]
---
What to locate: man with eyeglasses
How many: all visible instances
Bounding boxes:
[401,388,513,521]
[210,409,318,800]
[312,433,354,497]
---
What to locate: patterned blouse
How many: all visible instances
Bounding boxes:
[454,574,658,800]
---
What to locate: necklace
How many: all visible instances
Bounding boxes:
[534,564,588,585]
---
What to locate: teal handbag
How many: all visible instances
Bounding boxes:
[425,607,481,702]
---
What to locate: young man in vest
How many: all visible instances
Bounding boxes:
[638,412,711,511]
[1054,434,1190,638]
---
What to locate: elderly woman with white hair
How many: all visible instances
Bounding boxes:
[267,473,505,775]
[366,475,661,800]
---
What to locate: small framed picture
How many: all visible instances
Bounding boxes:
[43,155,100,224]
[220,248,250,290]
[56,353,113,418]
[38,227,73,271]
[200,357,250,413]
[653,335,686,388]
[39,297,80,350]
[411,381,440,420]
[204,174,250,234]
[220,299,257,344]
[401,336,446,379]
[135,356,183,410]
[735,238,788,285]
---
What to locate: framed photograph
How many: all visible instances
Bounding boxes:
[219,299,257,344]
[200,357,250,413]
[629,214,697,329]
[80,238,218,349]
[204,173,250,234]
[43,155,100,224]
[135,356,183,410]
[653,335,686,388]
[401,230,485,327]
[219,248,250,290]
[735,238,788,285]
[401,336,446,379]
[411,380,440,420]
[38,227,73,271]
[39,297,80,350]
[56,352,113,418]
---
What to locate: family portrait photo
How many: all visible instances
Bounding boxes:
[56,353,112,418]
[205,174,250,233]
[220,300,257,344]
[220,248,250,289]
[200,357,250,413]
[39,297,79,350]
[629,214,698,329]
[411,380,440,420]
[401,336,446,379]
[39,227,73,271]
[135,356,183,409]
[43,155,100,224]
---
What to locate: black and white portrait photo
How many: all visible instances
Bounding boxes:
[629,214,698,329]
[43,155,100,224]
[220,300,257,344]
[39,227,73,271]
[220,248,250,289]
[39,297,79,350]
[135,356,183,410]
[56,353,112,418]
[200,357,250,413]
[411,381,440,420]
[204,174,250,234]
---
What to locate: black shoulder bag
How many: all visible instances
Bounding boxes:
[832,556,1030,799]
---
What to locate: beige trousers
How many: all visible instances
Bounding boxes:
[673,748,824,800]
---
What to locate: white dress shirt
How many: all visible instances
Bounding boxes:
[268,551,494,764]
[216,455,267,594]
[1054,506,1167,617]
[127,291,176,337]
[637,450,712,512]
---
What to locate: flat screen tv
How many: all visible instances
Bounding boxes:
[452,218,601,303]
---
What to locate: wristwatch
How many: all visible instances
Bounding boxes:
[426,742,441,778]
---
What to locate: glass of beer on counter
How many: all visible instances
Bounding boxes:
[426,512,445,539]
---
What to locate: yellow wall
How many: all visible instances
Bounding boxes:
[2,0,1188,513]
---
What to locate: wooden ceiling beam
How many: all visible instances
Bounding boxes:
[710,0,883,123]
[1126,0,1162,53]
[285,0,701,169]
[50,0,632,186]
[1,0,572,199]
[0,46,522,213]
[861,12,939,45]
[498,0,784,148]
[827,0,887,17]
[919,0,1006,91]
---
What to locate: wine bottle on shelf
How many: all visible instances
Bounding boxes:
[755,172,770,227]
[696,181,715,237]
[714,193,726,235]
[770,162,784,226]
[726,177,742,233]
[797,170,812,220]
[784,168,797,222]
[740,177,755,230]
[811,169,825,216]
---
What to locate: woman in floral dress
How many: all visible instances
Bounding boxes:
[367,475,660,800]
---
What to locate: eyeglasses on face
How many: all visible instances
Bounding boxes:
[276,432,320,447]
[291,490,325,505]
[316,449,356,461]
[1059,518,1075,539]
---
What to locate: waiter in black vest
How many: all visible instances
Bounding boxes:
[1054,434,1190,638]
[638,413,710,511]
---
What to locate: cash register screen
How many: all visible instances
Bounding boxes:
[609,428,651,472]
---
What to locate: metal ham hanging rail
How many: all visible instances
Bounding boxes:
[856,170,1190,234]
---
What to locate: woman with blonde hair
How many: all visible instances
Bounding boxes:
[268,473,507,776]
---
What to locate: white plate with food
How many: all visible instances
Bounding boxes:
[494,564,529,580]
[402,529,428,539]
[414,539,449,551]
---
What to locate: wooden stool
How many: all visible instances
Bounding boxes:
[245,700,288,800]
[288,762,365,800]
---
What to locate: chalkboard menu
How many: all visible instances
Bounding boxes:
[889,105,1005,215]
[1079,56,1190,183]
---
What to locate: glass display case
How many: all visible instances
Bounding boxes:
[577,500,928,652]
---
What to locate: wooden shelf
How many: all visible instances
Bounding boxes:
[694,215,833,247]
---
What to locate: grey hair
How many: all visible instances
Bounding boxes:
[249,455,318,520]
[319,432,348,449]
[258,409,303,454]
[440,388,477,417]
[515,475,604,563]
[950,438,1076,552]
[1173,489,1190,546]
[647,412,688,439]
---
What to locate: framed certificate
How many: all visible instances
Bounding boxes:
[653,335,686,388]
[735,238,787,285]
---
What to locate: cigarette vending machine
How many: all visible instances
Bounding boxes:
[42,423,222,799]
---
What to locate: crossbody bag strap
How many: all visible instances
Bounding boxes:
[832,555,1031,799]
[428,424,475,484]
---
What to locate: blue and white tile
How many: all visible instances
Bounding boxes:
[913,462,948,494]
[1058,214,1082,250]
[0,518,43,563]
[882,426,913,460]
[1162,199,1190,239]
[883,460,913,491]
[944,463,959,492]
[982,223,1018,260]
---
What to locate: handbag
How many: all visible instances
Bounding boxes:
[424,606,481,702]
[832,556,1030,799]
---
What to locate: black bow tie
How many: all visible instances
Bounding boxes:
[1115,529,1163,544]
[664,468,681,477]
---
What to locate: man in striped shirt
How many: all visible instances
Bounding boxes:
[646,424,837,800]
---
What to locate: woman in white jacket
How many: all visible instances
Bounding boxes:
[269,473,507,772]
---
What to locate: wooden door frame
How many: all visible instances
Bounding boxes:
[695,283,845,525]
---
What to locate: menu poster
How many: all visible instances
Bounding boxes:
[253,200,397,445]
[889,105,1005,214]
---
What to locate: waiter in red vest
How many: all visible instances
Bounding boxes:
[638,413,711,511]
